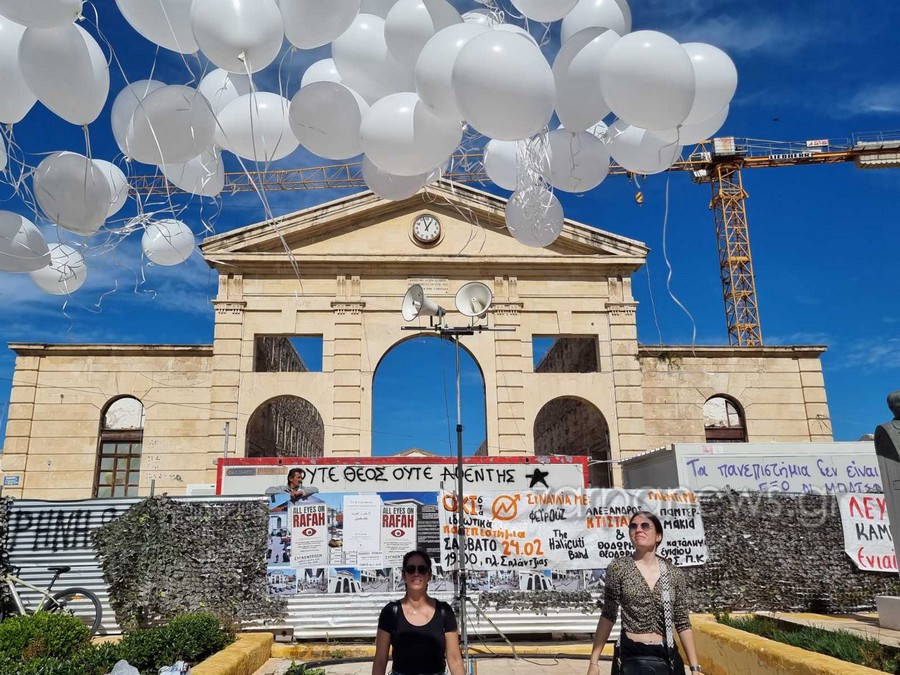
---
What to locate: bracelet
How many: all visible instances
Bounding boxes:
[690,667,702,673]
[588,663,599,668]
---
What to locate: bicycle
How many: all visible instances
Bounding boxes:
[0,565,103,636]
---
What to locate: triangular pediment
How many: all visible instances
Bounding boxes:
[200,181,647,274]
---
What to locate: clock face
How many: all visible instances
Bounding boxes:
[412,214,441,244]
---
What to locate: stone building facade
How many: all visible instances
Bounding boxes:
[0,184,832,499]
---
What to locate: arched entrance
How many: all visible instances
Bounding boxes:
[372,335,487,456]
[246,395,324,457]
[534,397,611,487]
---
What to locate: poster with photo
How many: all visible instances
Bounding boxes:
[266,567,297,595]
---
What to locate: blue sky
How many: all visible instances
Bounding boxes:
[1,0,899,457]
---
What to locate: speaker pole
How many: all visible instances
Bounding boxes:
[453,334,468,669]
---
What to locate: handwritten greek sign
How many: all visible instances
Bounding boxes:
[674,443,881,494]
[839,493,896,572]
[439,489,707,570]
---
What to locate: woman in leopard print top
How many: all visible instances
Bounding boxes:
[586,511,702,674]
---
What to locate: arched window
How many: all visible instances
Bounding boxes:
[703,395,747,442]
[95,396,145,498]
[534,396,611,488]
[246,396,325,457]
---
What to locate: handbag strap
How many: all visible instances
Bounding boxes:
[658,557,675,651]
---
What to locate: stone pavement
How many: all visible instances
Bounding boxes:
[252,656,614,675]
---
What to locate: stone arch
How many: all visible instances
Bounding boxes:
[703,394,747,442]
[372,333,487,455]
[246,395,325,458]
[534,396,611,487]
[94,395,145,498]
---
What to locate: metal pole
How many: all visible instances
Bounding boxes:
[222,421,231,460]
[454,336,469,670]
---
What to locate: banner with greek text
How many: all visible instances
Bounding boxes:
[838,493,897,572]
[439,489,707,570]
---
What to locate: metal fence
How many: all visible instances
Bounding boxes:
[4,497,605,638]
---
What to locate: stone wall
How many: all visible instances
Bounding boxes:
[254,336,309,373]
[533,397,611,487]
[640,346,832,451]
[688,491,899,613]
[245,395,325,458]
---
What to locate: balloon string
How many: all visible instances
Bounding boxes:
[660,172,698,350]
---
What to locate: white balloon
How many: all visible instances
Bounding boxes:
[92,159,129,217]
[190,0,284,73]
[415,22,488,123]
[483,139,520,192]
[0,16,36,124]
[360,0,398,18]
[682,42,737,124]
[33,152,112,236]
[461,9,499,28]
[197,69,253,115]
[452,31,554,141]
[142,219,195,266]
[126,85,216,165]
[547,129,609,193]
[511,0,578,23]
[361,156,434,200]
[215,93,299,162]
[29,244,87,294]
[385,0,461,67]
[675,104,728,145]
[561,0,630,43]
[493,22,539,47]
[331,14,415,104]
[586,120,608,140]
[599,30,695,130]
[301,58,342,88]
[553,27,619,131]
[290,82,368,160]
[110,80,166,155]
[280,0,361,49]
[0,211,50,273]
[115,0,197,53]
[18,23,109,125]
[505,189,564,247]
[606,119,681,175]
[161,146,224,197]
[360,92,461,176]
[0,0,82,28]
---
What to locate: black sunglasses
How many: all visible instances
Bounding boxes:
[403,564,430,575]
[628,522,654,531]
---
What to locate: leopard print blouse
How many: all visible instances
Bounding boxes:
[600,555,692,634]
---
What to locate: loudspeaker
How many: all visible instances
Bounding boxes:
[401,284,446,321]
[455,281,493,318]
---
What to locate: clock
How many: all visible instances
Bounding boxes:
[412,214,442,245]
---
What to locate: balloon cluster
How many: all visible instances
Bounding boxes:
[0,0,737,293]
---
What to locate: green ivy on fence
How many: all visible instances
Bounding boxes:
[92,496,284,631]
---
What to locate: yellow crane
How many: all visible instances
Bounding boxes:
[129,132,900,346]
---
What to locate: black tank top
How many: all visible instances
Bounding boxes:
[377,600,458,675]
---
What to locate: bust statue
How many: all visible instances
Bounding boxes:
[875,391,900,462]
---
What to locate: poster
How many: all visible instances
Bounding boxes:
[839,493,896,572]
[290,502,329,568]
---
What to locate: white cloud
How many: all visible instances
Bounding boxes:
[836,337,900,371]
[838,83,900,117]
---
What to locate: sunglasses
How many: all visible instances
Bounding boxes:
[403,564,431,575]
[628,522,655,532]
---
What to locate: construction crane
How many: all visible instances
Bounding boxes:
[130,132,900,347]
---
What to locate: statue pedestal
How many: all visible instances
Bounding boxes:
[876,596,900,630]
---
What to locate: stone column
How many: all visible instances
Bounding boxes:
[330,274,364,456]
[492,275,527,455]
[1,352,38,498]
[208,273,245,473]
[607,276,646,486]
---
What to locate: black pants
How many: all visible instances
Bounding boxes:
[611,633,685,675]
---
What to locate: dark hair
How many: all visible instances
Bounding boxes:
[402,549,432,570]
[630,511,664,548]
[287,468,304,482]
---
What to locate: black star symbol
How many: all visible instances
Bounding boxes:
[526,468,550,488]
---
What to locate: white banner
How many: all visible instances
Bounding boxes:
[439,489,707,570]
[290,503,329,568]
[839,493,897,572]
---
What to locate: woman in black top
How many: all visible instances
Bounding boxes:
[373,550,464,675]
[586,511,702,674]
